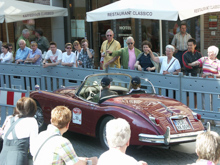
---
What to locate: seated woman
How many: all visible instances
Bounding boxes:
[128,76,146,94]
[0,44,13,63]
[188,45,220,78]
[25,41,42,65]
[188,131,220,165]
[134,40,160,72]
[149,45,181,75]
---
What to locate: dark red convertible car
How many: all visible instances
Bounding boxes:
[31,73,207,148]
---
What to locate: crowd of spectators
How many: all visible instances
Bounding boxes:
[1,26,220,79]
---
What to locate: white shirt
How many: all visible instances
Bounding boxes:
[97,148,139,165]
[62,52,77,67]
[159,56,181,74]
[0,52,13,63]
[45,49,62,63]
[2,115,38,155]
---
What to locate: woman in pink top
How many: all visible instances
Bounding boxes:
[189,46,220,78]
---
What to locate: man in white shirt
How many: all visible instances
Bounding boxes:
[43,42,62,68]
[97,118,147,165]
[62,43,77,67]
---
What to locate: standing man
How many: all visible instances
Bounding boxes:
[35,28,50,54]
[32,106,98,165]
[15,39,30,64]
[171,21,192,67]
[108,36,141,70]
[43,42,62,68]
[78,39,94,68]
[97,118,147,165]
[101,29,121,69]
[16,29,30,51]
[182,38,202,76]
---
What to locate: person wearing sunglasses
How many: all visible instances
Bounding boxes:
[61,43,77,67]
[100,29,121,69]
[77,39,94,68]
[108,36,141,70]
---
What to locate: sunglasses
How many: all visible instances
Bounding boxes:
[66,47,72,49]
[127,43,133,45]
[106,35,112,37]
[8,48,13,50]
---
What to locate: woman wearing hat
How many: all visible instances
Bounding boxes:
[129,76,146,94]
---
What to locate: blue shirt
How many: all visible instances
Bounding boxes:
[15,46,30,61]
[29,48,42,65]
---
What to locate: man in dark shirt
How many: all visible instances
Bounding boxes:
[182,38,202,76]
[93,77,118,102]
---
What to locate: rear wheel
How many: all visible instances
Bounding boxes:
[99,116,114,149]
[34,105,44,129]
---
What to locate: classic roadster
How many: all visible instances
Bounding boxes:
[31,73,207,148]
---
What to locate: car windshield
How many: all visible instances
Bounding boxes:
[76,73,132,100]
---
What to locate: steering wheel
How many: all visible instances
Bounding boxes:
[83,85,99,100]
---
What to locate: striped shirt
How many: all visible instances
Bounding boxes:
[33,124,79,165]
[198,57,220,74]
[171,32,192,51]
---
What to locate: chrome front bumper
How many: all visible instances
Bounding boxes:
[139,122,210,145]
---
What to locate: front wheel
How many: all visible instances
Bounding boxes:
[99,116,114,149]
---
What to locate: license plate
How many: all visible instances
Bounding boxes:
[173,118,191,131]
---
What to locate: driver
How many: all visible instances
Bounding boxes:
[93,77,118,102]
[128,76,146,94]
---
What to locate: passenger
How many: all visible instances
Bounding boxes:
[15,39,30,64]
[108,36,141,70]
[101,29,121,69]
[149,45,181,75]
[93,77,118,102]
[32,106,98,165]
[35,28,49,54]
[43,41,62,68]
[25,41,42,65]
[61,43,77,67]
[16,29,30,51]
[188,45,220,78]
[182,38,202,76]
[188,131,220,165]
[78,39,94,68]
[129,76,146,94]
[171,21,192,67]
[0,44,13,63]
[134,40,159,72]
[0,97,38,165]
[97,118,147,165]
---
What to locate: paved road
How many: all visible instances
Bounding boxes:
[63,124,220,165]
